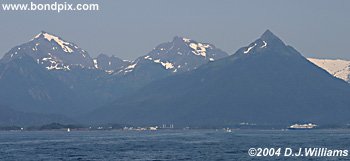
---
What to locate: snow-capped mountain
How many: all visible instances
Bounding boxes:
[2,30,350,126]
[93,54,131,74]
[233,30,294,57]
[308,58,350,82]
[117,36,228,75]
[1,31,94,71]
[89,30,350,126]
[0,32,120,115]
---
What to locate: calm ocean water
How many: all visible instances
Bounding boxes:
[0,129,349,161]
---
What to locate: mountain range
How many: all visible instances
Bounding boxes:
[87,30,350,126]
[0,30,350,126]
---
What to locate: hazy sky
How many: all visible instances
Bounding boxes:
[0,0,349,60]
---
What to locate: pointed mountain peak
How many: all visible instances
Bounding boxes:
[32,31,72,45]
[261,29,274,38]
[234,30,297,56]
[2,31,94,70]
[117,36,227,75]
[31,31,76,53]
[260,29,285,46]
[33,31,56,39]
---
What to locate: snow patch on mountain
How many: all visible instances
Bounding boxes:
[151,59,174,70]
[244,43,257,54]
[126,63,137,70]
[236,30,288,57]
[120,62,137,74]
[189,42,210,57]
[117,36,228,74]
[261,41,267,48]
[36,32,74,53]
[93,59,99,69]
[2,31,94,71]
[308,58,350,82]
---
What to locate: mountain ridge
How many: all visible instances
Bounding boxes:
[1,30,350,126]
[87,30,350,126]
[0,32,230,122]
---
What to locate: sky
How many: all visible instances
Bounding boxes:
[0,0,349,60]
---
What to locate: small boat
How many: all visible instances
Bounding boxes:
[67,128,71,132]
[224,128,232,133]
[288,123,317,130]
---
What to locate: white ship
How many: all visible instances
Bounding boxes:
[288,123,317,130]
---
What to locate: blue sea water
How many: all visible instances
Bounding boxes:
[0,129,349,161]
